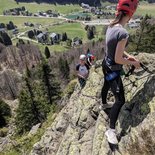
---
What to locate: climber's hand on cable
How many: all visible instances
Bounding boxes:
[127,55,137,61]
[132,60,141,68]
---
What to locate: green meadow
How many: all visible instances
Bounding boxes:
[0,0,82,14]
[0,16,63,29]
[1,0,154,53]
[48,23,87,41]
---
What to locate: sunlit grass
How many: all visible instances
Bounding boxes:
[0,0,82,14]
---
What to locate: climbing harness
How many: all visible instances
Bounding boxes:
[103,57,122,81]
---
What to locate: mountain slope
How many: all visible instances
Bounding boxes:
[31,52,155,155]
[0,44,42,99]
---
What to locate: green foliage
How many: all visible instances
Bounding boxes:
[135,3,155,17]
[0,31,12,45]
[38,60,61,104]
[2,106,57,155]
[15,59,62,135]
[0,127,9,137]
[66,39,72,46]
[15,64,54,134]
[87,26,96,40]
[63,79,77,97]
[0,99,11,128]
[0,100,11,118]
[58,57,70,81]
[0,150,20,155]
[62,32,68,41]
[0,0,82,14]
[44,46,51,59]
[102,25,108,36]
[15,84,48,134]
[129,15,155,54]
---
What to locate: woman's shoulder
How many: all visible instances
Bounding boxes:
[108,25,128,34]
[119,27,128,34]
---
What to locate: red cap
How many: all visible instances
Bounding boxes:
[116,0,139,17]
[91,55,95,60]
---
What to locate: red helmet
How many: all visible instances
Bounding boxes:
[116,0,139,17]
[87,53,95,60]
[91,55,95,60]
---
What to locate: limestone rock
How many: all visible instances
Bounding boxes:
[28,123,41,136]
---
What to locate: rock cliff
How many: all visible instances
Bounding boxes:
[30,52,155,155]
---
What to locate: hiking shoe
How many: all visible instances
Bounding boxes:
[99,102,114,110]
[105,128,118,144]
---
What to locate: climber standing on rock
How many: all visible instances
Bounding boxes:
[101,0,141,144]
[76,54,90,88]
[86,53,95,67]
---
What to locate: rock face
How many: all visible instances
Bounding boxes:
[31,53,155,155]
[0,44,42,99]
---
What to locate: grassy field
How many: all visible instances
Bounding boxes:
[36,43,71,53]
[11,23,105,52]
[101,2,155,17]
[136,3,155,17]
[48,23,104,41]
[48,22,87,41]
[1,0,155,16]
[38,24,104,52]
[0,16,64,29]
[0,0,82,15]
[1,0,154,53]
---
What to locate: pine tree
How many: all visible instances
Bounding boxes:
[0,31,12,45]
[87,27,94,40]
[38,60,61,104]
[85,25,89,31]
[66,39,72,46]
[15,77,50,134]
[15,66,49,134]
[0,99,11,127]
[62,32,68,41]
[58,57,70,81]
[86,48,90,54]
[45,46,51,59]
[64,60,70,80]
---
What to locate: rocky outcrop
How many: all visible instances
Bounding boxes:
[31,52,155,155]
[0,44,42,99]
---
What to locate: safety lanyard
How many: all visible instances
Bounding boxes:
[125,63,154,77]
[124,63,155,88]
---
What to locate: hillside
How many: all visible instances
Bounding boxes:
[30,53,155,155]
[0,1,155,155]
[1,51,155,155]
[14,0,101,5]
[0,44,42,100]
[13,0,155,5]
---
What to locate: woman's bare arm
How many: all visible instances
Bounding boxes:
[115,39,140,67]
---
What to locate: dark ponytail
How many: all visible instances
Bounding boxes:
[110,11,127,27]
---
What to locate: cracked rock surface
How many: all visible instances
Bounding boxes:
[31,53,155,155]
